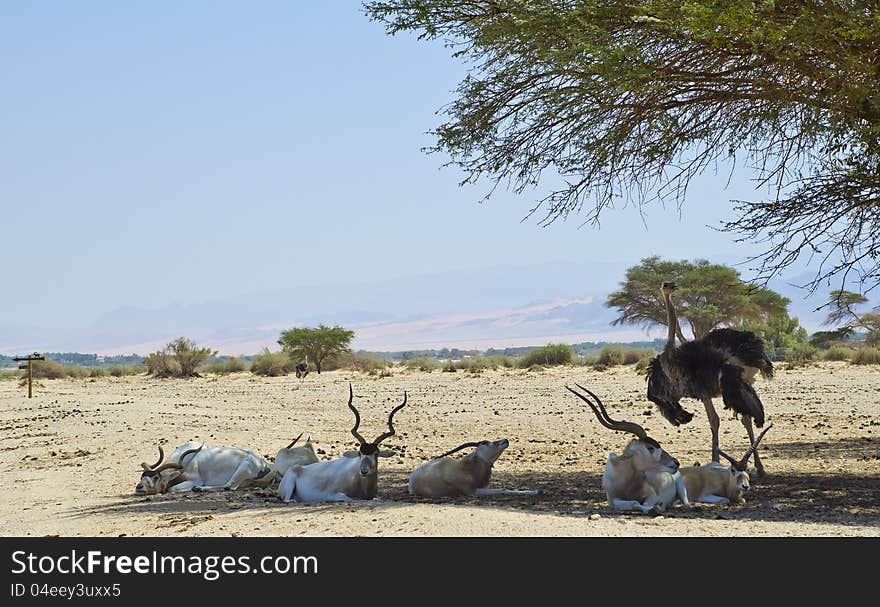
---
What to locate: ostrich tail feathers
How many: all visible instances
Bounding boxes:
[646,357,694,426]
[720,364,766,426]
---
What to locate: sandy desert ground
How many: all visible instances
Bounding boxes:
[0,362,878,537]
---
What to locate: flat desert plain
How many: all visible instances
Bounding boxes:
[1,362,878,537]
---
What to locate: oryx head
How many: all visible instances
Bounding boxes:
[135,444,202,495]
[566,383,679,473]
[342,383,407,477]
[433,439,510,465]
[718,424,773,493]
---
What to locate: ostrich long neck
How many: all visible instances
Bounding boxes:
[663,291,677,348]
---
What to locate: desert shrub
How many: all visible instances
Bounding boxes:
[851,347,880,365]
[442,360,457,372]
[785,342,817,364]
[517,344,573,368]
[0,370,18,381]
[369,367,394,378]
[623,348,655,364]
[62,365,89,379]
[89,367,107,378]
[250,349,295,376]
[526,364,545,372]
[820,346,853,362]
[403,357,440,372]
[595,346,625,366]
[28,360,67,379]
[109,365,145,377]
[146,338,216,378]
[202,358,249,375]
[634,355,653,373]
[592,363,609,372]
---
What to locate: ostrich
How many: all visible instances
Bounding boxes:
[646,282,774,477]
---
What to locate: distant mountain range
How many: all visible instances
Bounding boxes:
[0,261,839,356]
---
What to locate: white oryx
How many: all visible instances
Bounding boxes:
[135,441,274,495]
[408,439,542,498]
[681,425,772,505]
[273,432,319,480]
[279,384,406,503]
[567,383,691,514]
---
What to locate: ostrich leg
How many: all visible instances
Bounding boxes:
[702,398,721,462]
[741,415,766,478]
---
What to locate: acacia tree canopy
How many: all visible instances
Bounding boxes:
[278,325,355,374]
[605,256,790,339]
[364,0,880,292]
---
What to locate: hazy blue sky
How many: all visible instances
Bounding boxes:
[2,2,784,342]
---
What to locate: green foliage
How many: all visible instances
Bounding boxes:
[823,290,880,346]
[442,360,457,373]
[202,358,249,375]
[365,1,880,292]
[809,328,856,348]
[109,365,145,377]
[250,349,296,377]
[28,360,67,379]
[278,325,355,374]
[403,357,441,372]
[145,337,216,378]
[785,342,817,365]
[323,352,390,374]
[607,257,790,339]
[851,347,880,365]
[820,346,853,362]
[596,346,625,366]
[517,344,573,368]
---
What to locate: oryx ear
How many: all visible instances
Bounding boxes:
[342,451,360,458]
[608,453,619,462]
[377,450,394,458]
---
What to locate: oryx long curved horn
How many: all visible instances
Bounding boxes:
[717,449,742,469]
[568,383,657,446]
[739,424,773,467]
[141,445,165,471]
[348,383,367,446]
[153,445,203,474]
[286,432,304,449]
[373,391,407,447]
[434,441,482,459]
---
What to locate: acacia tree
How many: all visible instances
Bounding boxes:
[145,337,216,378]
[365,1,880,292]
[823,290,880,345]
[605,256,789,339]
[278,325,355,374]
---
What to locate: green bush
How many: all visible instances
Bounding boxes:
[851,347,880,365]
[456,355,516,371]
[89,367,107,378]
[820,346,853,362]
[250,349,296,376]
[634,355,653,373]
[442,360,457,373]
[596,346,625,366]
[403,357,440,372]
[109,365,146,377]
[146,337,216,378]
[517,344,573,368]
[202,358,249,375]
[28,360,67,379]
[785,342,817,364]
[623,348,655,364]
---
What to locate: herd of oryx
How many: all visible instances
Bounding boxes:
[136,283,776,515]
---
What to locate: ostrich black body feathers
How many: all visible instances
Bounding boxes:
[646,328,772,427]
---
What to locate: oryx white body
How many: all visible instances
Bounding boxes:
[407,439,541,498]
[278,383,406,504]
[279,454,383,503]
[680,462,750,505]
[135,441,273,495]
[602,439,691,514]
[273,439,319,480]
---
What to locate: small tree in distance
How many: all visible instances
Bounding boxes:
[278,325,355,374]
[145,337,216,378]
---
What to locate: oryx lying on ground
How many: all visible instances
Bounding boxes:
[681,425,772,505]
[135,442,274,495]
[408,439,542,498]
[273,432,319,480]
[278,384,406,503]
[567,383,691,514]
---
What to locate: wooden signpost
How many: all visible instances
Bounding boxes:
[14,352,45,398]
